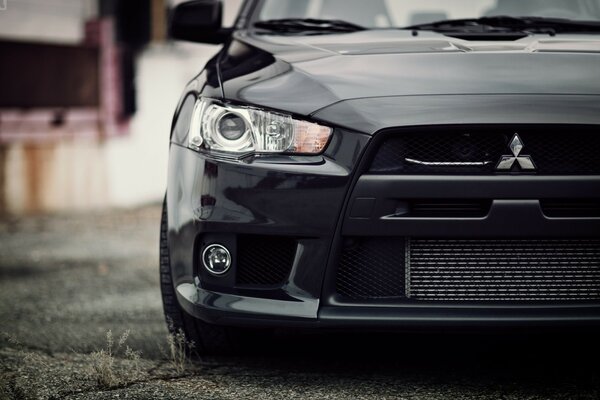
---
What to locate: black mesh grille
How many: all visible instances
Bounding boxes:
[336,238,406,299]
[236,236,297,286]
[524,132,600,174]
[368,126,600,175]
[409,239,600,301]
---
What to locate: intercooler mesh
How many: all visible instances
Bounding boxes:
[336,238,600,301]
[408,239,600,301]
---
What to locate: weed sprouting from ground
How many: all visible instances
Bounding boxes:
[162,318,196,374]
[89,330,117,387]
[166,329,195,374]
[88,329,143,388]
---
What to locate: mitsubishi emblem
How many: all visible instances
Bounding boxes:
[496,134,536,171]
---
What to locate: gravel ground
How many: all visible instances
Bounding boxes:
[1,205,600,399]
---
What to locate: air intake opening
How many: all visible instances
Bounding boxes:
[236,235,297,287]
[335,237,600,302]
[336,237,406,299]
[541,199,600,218]
[391,199,491,218]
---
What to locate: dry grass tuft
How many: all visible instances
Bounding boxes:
[163,318,195,374]
[88,329,143,388]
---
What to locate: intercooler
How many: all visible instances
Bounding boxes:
[336,238,600,302]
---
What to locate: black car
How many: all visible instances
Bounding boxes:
[161,0,600,353]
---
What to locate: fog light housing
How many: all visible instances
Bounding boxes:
[202,244,231,275]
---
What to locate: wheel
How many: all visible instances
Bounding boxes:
[159,198,238,355]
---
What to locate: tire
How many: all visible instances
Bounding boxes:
[160,198,238,355]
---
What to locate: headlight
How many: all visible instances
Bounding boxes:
[188,98,333,156]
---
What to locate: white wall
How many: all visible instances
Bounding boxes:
[105,0,243,207]
[104,42,218,207]
[0,0,96,44]
[0,0,243,212]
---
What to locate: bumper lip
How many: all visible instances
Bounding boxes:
[177,283,600,329]
[318,305,600,328]
[176,283,320,325]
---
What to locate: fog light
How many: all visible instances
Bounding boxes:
[202,244,231,275]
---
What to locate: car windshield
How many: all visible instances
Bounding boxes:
[254,0,600,28]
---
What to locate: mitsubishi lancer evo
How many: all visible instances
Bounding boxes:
[160,0,600,353]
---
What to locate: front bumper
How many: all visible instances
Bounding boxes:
[176,283,600,328]
[167,99,600,329]
[167,126,370,325]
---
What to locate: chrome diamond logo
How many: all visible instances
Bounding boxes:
[496,134,536,171]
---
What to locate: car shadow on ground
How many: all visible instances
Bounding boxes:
[208,330,600,394]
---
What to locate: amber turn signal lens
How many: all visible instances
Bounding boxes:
[292,121,332,154]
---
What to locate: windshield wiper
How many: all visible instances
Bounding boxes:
[404,16,600,36]
[254,18,365,34]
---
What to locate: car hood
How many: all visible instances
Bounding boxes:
[218,30,600,116]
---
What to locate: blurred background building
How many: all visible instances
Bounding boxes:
[0,0,242,214]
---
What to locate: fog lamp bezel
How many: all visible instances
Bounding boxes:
[201,244,232,276]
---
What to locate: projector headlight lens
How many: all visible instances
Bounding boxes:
[217,113,248,141]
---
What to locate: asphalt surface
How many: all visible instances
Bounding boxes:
[1,205,600,399]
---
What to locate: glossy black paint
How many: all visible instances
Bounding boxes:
[218,30,600,121]
[167,131,370,321]
[166,1,600,327]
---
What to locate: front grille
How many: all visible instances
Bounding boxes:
[236,236,297,286]
[368,126,600,175]
[335,238,600,302]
